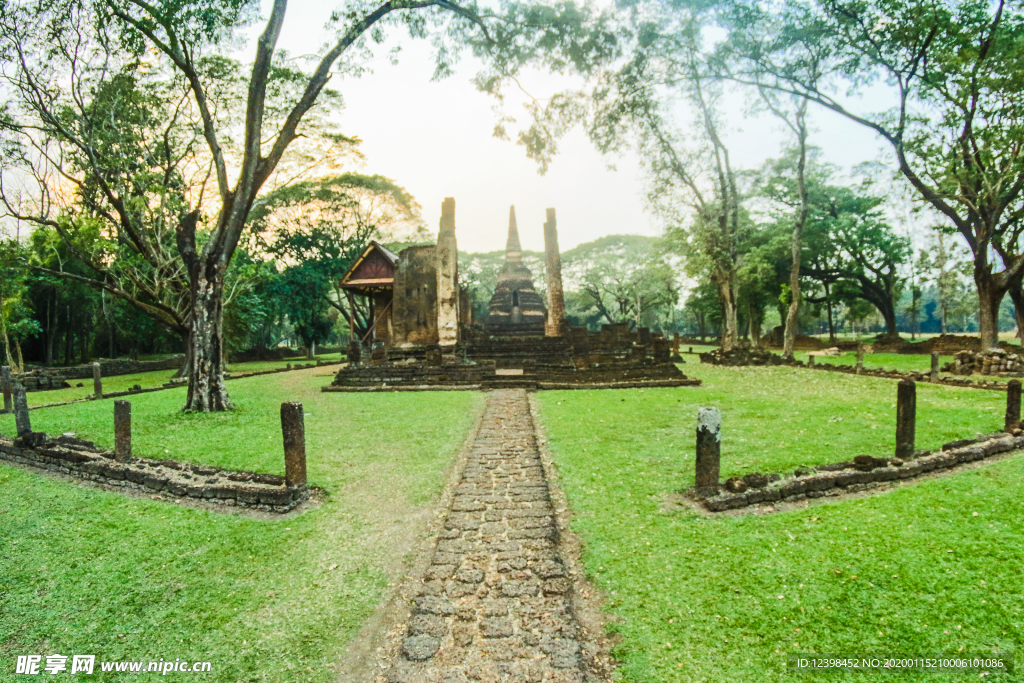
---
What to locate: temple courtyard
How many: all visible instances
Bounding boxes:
[1,359,1020,682]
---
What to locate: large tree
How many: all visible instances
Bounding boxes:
[723,0,1024,349]
[561,234,679,329]
[0,0,617,410]
[800,181,910,339]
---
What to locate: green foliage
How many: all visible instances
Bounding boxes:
[562,234,679,329]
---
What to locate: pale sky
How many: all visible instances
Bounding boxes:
[266,1,894,254]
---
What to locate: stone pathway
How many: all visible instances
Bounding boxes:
[383,389,594,683]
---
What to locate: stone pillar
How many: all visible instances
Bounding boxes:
[370,341,386,366]
[856,344,864,374]
[1006,379,1021,432]
[695,407,721,492]
[670,333,682,362]
[347,341,361,366]
[543,208,567,337]
[280,402,307,489]
[930,352,939,382]
[436,197,460,347]
[92,362,103,399]
[114,400,131,462]
[808,354,815,367]
[1,365,11,414]
[12,381,30,437]
[896,379,916,459]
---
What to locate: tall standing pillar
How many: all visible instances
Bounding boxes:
[895,379,916,459]
[436,197,460,347]
[543,208,567,337]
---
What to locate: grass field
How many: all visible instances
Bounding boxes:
[537,363,1023,682]
[20,354,344,408]
[0,367,484,682]
[792,351,956,374]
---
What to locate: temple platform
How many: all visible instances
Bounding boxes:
[323,323,701,393]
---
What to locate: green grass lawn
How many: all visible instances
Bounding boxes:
[792,351,955,374]
[0,368,484,682]
[21,355,345,408]
[536,364,1023,682]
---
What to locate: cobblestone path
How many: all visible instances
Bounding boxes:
[383,389,593,683]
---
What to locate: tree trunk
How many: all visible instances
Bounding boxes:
[1008,280,1024,341]
[783,140,808,358]
[15,339,24,374]
[172,330,192,379]
[1,314,11,370]
[782,279,799,360]
[718,278,739,352]
[975,269,1004,350]
[45,294,56,366]
[306,341,314,360]
[824,282,836,343]
[184,262,232,412]
[749,308,761,349]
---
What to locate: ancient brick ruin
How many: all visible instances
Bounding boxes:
[485,206,547,336]
[330,199,699,392]
[944,349,1024,376]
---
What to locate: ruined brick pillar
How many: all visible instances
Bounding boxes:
[695,407,721,492]
[12,381,30,437]
[436,197,460,347]
[1006,379,1021,432]
[896,379,916,459]
[930,352,939,382]
[280,402,307,489]
[114,400,131,462]
[543,208,567,337]
[92,362,103,399]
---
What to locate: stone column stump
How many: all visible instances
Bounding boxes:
[1006,379,1021,432]
[114,400,132,462]
[280,402,307,489]
[896,379,916,459]
[92,362,103,399]
[696,407,722,493]
[13,381,30,437]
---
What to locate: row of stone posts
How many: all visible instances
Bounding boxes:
[694,378,1024,489]
[1,368,307,489]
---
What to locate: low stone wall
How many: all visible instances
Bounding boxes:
[809,360,1009,390]
[943,349,1024,376]
[699,432,1022,512]
[699,347,793,366]
[0,434,307,512]
[19,355,186,391]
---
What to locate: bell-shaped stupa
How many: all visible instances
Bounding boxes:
[485,206,547,335]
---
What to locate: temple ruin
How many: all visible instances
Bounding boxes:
[328,198,699,391]
[485,206,547,335]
